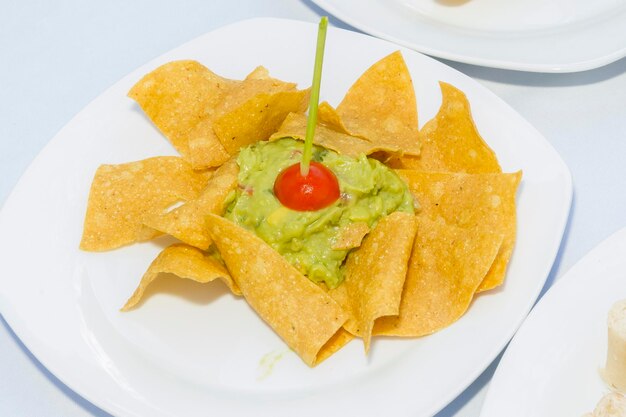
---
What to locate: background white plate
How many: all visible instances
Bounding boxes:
[313,0,626,72]
[0,18,571,417]
[480,226,626,417]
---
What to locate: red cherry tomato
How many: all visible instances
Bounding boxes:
[273,162,340,211]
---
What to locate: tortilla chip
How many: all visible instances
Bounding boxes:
[327,51,420,155]
[269,112,403,158]
[128,60,237,159]
[245,66,272,80]
[314,328,355,366]
[374,216,502,336]
[205,214,348,367]
[395,82,501,173]
[479,244,515,292]
[217,77,297,111]
[186,122,232,170]
[332,222,370,250]
[184,77,300,168]
[318,101,351,134]
[329,212,417,351]
[122,244,240,311]
[129,60,308,169]
[80,157,210,251]
[396,170,522,291]
[143,158,239,250]
[212,88,310,155]
[185,78,306,168]
[477,172,522,292]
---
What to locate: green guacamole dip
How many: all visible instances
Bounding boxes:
[223,138,415,288]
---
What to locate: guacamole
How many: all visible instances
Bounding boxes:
[223,138,415,288]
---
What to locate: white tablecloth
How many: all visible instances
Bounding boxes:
[2,1,626,416]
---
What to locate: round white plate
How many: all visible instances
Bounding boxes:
[480,226,626,417]
[0,18,571,417]
[313,0,626,72]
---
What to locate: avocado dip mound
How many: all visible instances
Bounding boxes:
[223,137,416,288]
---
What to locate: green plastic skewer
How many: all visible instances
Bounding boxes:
[300,16,328,177]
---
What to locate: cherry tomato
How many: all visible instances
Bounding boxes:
[273,162,340,211]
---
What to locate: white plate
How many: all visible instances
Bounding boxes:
[480,227,626,417]
[0,18,571,417]
[313,0,626,72]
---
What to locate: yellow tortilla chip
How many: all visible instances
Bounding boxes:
[396,170,522,291]
[122,243,240,311]
[477,172,522,292]
[318,101,351,134]
[186,121,232,170]
[374,216,502,336]
[205,214,348,367]
[396,82,501,173]
[143,158,239,250]
[332,222,370,250]
[329,51,420,155]
[185,76,301,169]
[128,60,237,160]
[330,212,417,351]
[214,77,297,112]
[245,65,304,85]
[80,157,210,251]
[479,245,515,292]
[129,61,307,169]
[269,112,403,158]
[186,78,305,168]
[397,170,520,226]
[314,328,355,366]
[212,88,310,155]
[245,66,272,80]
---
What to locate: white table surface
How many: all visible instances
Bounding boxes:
[2,1,626,416]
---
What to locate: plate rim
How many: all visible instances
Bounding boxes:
[479,225,626,417]
[312,0,626,73]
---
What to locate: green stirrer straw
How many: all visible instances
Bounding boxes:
[300,16,328,176]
